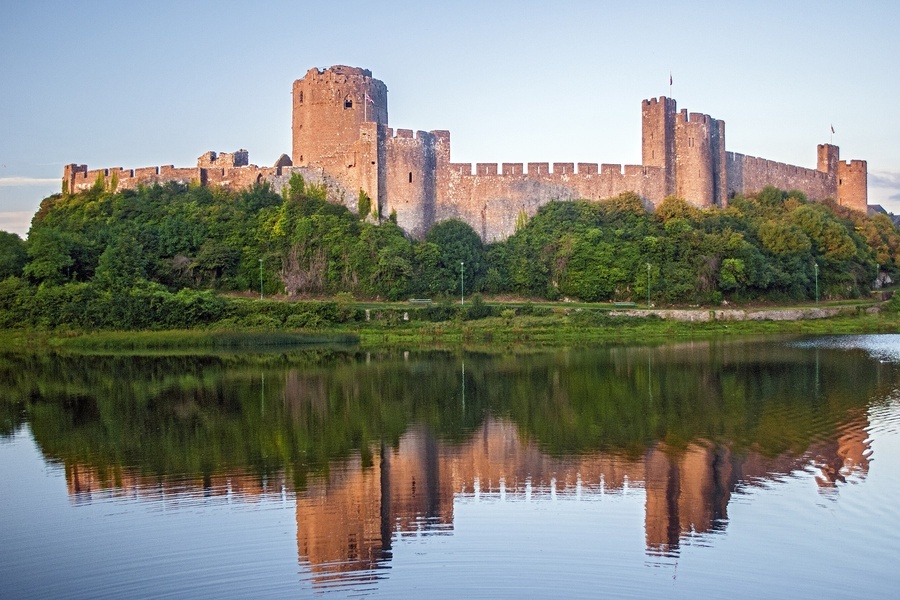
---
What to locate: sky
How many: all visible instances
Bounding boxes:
[2,0,899,238]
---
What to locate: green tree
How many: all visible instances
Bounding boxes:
[0,231,27,279]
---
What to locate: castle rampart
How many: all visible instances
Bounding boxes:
[63,65,869,242]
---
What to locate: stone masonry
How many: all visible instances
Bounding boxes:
[64,65,868,242]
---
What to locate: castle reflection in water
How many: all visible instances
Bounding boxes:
[65,411,870,587]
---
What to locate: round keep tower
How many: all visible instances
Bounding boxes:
[291,66,388,168]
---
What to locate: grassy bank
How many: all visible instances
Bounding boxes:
[4,303,898,354]
[352,310,900,347]
[0,329,358,353]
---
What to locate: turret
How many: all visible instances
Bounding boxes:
[641,97,677,197]
[291,66,388,168]
[837,159,867,213]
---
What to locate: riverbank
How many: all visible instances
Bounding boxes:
[2,300,898,353]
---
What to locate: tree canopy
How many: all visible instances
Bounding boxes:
[1,182,897,329]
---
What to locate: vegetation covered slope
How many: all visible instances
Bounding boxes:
[0,175,898,330]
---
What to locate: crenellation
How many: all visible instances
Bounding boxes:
[63,65,869,242]
[449,163,472,175]
[601,164,624,176]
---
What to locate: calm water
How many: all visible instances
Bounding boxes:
[2,336,900,598]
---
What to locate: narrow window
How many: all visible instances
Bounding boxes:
[408,172,413,183]
[298,91,304,103]
[344,95,353,109]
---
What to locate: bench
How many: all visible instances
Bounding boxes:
[613,302,637,307]
[409,298,433,305]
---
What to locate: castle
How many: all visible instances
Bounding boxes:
[64,65,868,241]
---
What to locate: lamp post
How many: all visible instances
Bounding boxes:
[460,261,465,306]
[259,258,264,300]
[646,263,651,309]
[814,262,819,306]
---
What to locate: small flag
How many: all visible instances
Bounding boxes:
[669,73,673,86]
[830,124,835,134]
[365,92,374,104]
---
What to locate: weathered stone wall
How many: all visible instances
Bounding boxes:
[674,110,726,208]
[382,128,438,239]
[837,160,867,213]
[291,65,388,199]
[435,162,665,242]
[725,151,835,200]
[68,165,199,193]
[641,97,677,196]
[65,160,357,214]
[197,150,248,168]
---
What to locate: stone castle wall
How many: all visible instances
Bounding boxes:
[63,65,869,241]
[435,161,665,242]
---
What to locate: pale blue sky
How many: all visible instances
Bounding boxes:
[2,0,899,237]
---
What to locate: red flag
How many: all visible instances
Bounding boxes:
[365,92,374,104]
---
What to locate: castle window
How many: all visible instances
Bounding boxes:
[298,91,303,104]
[408,172,413,183]
[344,95,353,109]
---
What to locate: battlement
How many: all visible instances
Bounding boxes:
[445,161,648,178]
[675,109,715,125]
[197,149,249,168]
[430,130,451,144]
[642,96,677,109]
[383,128,436,143]
[303,65,373,80]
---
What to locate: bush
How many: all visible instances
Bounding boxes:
[464,294,494,320]
[424,298,460,322]
[518,301,551,317]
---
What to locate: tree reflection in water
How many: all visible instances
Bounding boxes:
[0,339,883,588]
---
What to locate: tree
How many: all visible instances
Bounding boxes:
[23,227,77,285]
[419,220,486,296]
[0,231,27,279]
[93,233,148,289]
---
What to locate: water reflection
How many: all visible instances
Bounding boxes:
[0,337,889,593]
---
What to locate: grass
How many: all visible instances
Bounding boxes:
[349,309,900,348]
[0,329,358,353]
[2,300,897,354]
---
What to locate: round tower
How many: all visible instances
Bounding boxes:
[291,66,388,168]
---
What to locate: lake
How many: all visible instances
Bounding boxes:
[2,335,899,598]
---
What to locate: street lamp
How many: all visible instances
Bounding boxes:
[259,258,264,300]
[460,261,465,306]
[646,263,651,308]
[814,262,819,306]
